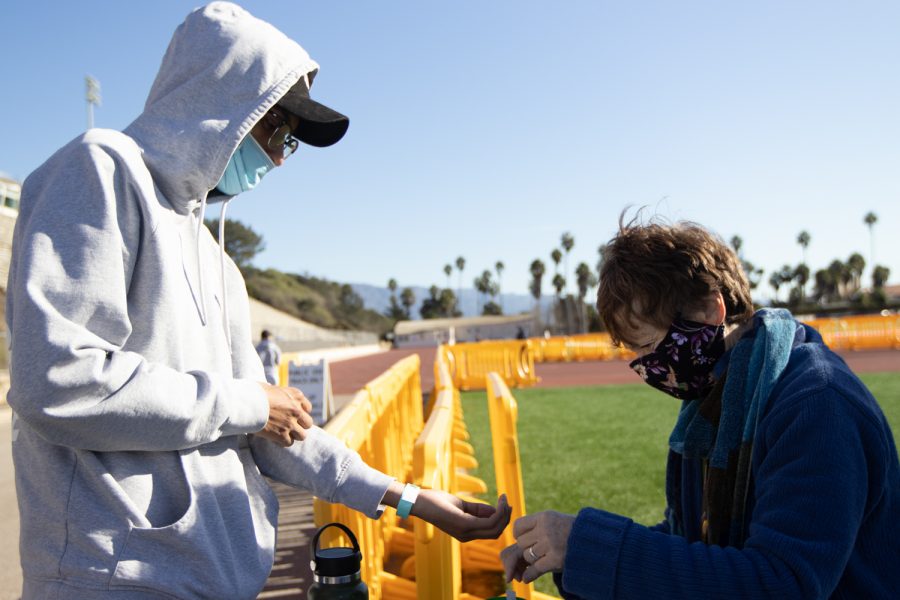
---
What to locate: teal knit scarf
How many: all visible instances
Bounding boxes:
[667,308,798,546]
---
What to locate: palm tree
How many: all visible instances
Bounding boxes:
[474,270,494,315]
[443,264,452,289]
[813,269,836,304]
[560,232,574,293]
[828,258,850,299]
[399,287,416,320]
[863,212,877,270]
[575,262,597,332]
[730,235,743,255]
[575,262,591,298]
[596,244,607,282]
[797,231,811,266]
[455,256,466,313]
[529,259,546,310]
[550,248,562,277]
[385,278,404,319]
[872,265,891,289]
[552,273,566,297]
[847,252,866,294]
[495,261,505,311]
[769,272,783,304]
[793,263,810,306]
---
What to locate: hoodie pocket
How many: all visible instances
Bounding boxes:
[109,443,276,599]
[57,449,192,586]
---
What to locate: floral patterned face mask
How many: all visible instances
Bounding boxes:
[628,317,726,400]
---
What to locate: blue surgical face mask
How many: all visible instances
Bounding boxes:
[215,135,276,196]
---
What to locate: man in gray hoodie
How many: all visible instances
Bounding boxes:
[7,3,509,598]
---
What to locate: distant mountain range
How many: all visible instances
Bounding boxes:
[350,283,555,320]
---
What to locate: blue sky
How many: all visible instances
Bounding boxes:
[2,1,898,303]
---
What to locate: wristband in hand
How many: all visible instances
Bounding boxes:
[396,483,420,519]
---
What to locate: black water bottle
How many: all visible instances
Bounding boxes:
[308,522,368,599]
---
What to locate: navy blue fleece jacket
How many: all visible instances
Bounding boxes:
[555,325,900,599]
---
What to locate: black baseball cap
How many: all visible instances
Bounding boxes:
[277,77,349,148]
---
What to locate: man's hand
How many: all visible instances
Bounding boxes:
[411,490,511,542]
[501,510,575,584]
[256,383,313,447]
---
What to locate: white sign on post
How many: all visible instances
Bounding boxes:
[287,358,334,426]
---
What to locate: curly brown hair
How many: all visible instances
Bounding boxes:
[597,212,754,347]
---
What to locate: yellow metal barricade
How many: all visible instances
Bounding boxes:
[409,387,463,599]
[442,340,538,391]
[529,333,630,363]
[804,314,900,351]
[483,373,556,600]
[314,355,424,599]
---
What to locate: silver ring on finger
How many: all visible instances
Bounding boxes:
[526,545,538,563]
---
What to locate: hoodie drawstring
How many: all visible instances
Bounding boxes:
[218,200,232,349]
[194,194,233,351]
[195,197,209,327]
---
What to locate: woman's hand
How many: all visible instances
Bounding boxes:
[411,489,511,542]
[501,510,575,584]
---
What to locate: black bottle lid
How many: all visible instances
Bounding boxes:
[310,522,362,578]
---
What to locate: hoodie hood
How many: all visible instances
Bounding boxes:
[124,2,319,212]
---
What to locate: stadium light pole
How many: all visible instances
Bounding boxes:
[85,75,101,129]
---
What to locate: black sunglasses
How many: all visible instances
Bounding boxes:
[264,108,299,157]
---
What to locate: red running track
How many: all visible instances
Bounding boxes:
[330,348,899,395]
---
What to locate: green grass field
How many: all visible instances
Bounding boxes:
[459,371,900,596]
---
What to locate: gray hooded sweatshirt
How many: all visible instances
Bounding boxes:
[6,3,392,598]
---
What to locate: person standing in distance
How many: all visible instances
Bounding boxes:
[7,3,510,599]
[256,329,282,385]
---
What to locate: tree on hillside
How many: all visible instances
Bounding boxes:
[797,230,811,266]
[560,232,574,293]
[482,301,502,316]
[420,286,460,319]
[400,287,416,320]
[204,218,264,270]
[339,284,364,313]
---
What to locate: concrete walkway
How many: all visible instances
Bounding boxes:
[0,406,21,600]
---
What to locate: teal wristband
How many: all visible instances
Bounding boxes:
[396,483,420,519]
